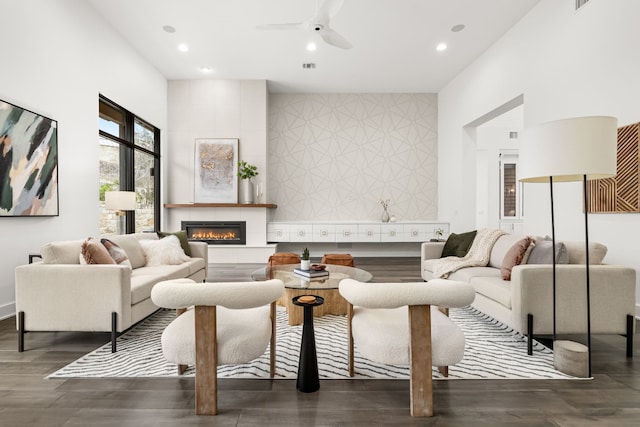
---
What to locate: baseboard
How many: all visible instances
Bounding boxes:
[0,302,16,321]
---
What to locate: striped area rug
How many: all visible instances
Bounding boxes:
[48,306,574,380]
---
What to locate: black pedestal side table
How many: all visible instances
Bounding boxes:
[292,295,324,393]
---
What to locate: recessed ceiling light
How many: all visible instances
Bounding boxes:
[199,66,214,73]
[162,25,176,33]
[436,43,447,51]
[178,43,189,52]
[306,42,317,51]
[451,24,465,32]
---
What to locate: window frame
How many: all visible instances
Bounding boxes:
[99,94,161,233]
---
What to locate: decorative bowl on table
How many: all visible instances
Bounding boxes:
[310,264,326,271]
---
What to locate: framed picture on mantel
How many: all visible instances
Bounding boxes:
[194,138,238,203]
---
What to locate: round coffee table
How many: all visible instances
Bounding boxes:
[252,264,372,325]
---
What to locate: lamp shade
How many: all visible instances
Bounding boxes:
[519,116,617,183]
[105,191,136,210]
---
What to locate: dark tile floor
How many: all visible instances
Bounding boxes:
[1,257,638,426]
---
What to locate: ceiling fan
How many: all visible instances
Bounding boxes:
[257,0,353,49]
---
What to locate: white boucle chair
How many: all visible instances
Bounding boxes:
[339,278,475,417]
[151,278,284,415]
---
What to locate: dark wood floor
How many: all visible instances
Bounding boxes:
[1,257,639,426]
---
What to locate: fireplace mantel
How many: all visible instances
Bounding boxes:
[164,203,277,208]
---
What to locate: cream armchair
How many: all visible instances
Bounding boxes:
[339,278,475,417]
[151,279,284,415]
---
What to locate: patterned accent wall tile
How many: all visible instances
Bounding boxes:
[268,94,438,221]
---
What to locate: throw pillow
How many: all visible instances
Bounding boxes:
[80,237,116,265]
[101,238,132,269]
[501,237,533,280]
[157,230,191,256]
[139,235,191,266]
[526,240,569,264]
[441,230,477,258]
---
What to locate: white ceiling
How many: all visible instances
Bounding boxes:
[88,0,539,93]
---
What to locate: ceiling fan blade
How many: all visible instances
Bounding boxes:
[316,0,344,22]
[321,27,353,49]
[256,22,304,30]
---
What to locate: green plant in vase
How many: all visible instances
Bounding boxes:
[301,247,311,270]
[237,161,259,204]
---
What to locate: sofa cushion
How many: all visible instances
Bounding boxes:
[527,240,569,264]
[562,241,607,264]
[157,230,191,256]
[110,234,147,269]
[441,230,477,258]
[134,264,191,280]
[501,237,533,280]
[100,238,132,268]
[81,238,116,265]
[489,234,528,268]
[139,235,191,266]
[40,239,84,264]
[447,266,501,283]
[130,274,163,305]
[470,276,512,309]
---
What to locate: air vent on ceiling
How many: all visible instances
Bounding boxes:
[509,131,518,139]
[302,63,316,69]
[575,0,590,10]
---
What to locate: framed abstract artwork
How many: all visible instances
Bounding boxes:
[194,138,238,203]
[587,122,639,213]
[0,99,59,217]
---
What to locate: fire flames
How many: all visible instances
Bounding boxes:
[191,230,238,240]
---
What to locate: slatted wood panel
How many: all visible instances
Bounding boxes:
[588,122,639,213]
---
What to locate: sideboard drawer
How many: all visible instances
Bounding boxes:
[335,224,360,242]
[289,224,313,242]
[358,224,380,242]
[267,223,290,242]
[380,224,403,242]
[313,224,336,242]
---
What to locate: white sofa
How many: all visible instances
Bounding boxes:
[14,233,208,352]
[421,233,636,356]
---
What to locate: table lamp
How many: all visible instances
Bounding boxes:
[105,190,136,234]
[519,116,617,378]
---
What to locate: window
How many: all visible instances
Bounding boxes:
[499,151,524,220]
[99,95,160,234]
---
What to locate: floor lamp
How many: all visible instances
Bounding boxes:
[105,191,136,234]
[519,116,617,378]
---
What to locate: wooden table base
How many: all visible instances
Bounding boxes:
[278,288,348,325]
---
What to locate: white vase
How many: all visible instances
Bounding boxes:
[240,179,254,204]
[381,208,390,222]
[301,260,311,270]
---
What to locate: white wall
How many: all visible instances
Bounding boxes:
[268,93,438,222]
[0,0,167,319]
[438,0,640,312]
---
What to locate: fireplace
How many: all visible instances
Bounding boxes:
[181,221,246,245]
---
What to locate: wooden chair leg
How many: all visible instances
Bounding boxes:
[408,304,433,417]
[195,306,217,415]
[437,366,448,377]
[270,302,276,378]
[347,303,354,377]
[177,307,188,375]
[435,308,449,377]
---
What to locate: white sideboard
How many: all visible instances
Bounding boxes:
[267,221,450,243]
